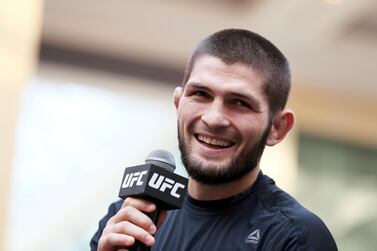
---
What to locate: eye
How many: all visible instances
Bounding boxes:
[193,90,208,97]
[233,99,250,108]
[187,89,210,99]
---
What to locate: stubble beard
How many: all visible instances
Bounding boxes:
[178,119,272,185]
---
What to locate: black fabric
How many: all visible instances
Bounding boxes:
[90,200,123,250]
[91,172,337,250]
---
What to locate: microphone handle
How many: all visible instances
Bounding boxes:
[116,207,161,251]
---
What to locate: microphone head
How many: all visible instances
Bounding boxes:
[145,149,176,172]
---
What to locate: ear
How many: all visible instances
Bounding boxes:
[266,109,295,146]
[173,87,183,110]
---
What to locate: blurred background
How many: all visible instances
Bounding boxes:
[1,0,376,250]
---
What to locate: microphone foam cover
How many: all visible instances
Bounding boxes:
[145,149,176,172]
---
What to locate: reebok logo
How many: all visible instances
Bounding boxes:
[245,229,260,244]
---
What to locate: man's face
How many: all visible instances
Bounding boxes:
[175,55,272,185]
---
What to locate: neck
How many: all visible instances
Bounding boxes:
[188,166,260,201]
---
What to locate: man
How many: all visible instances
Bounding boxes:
[91,29,337,250]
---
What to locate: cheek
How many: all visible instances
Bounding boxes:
[178,101,202,124]
[177,107,193,135]
[234,118,264,142]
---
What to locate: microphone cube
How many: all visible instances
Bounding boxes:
[119,164,188,210]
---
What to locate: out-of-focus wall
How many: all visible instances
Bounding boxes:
[7,62,180,250]
[0,0,42,249]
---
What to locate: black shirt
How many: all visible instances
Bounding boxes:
[91,172,337,250]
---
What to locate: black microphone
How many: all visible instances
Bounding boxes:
[117,149,188,251]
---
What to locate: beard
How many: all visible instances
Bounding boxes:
[178,119,272,185]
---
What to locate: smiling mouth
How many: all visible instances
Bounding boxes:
[195,134,235,149]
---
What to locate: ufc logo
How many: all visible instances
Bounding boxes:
[121,171,148,188]
[148,173,186,198]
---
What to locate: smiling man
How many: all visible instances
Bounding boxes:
[91,29,337,250]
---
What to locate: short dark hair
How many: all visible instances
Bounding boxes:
[182,29,291,115]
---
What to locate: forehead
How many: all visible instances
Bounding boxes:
[187,55,264,95]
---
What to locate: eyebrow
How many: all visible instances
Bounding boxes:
[185,82,208,90]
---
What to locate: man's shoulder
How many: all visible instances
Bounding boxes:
[257,175,321,222]
[255,175,337,250]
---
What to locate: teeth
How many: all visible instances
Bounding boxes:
[197,135,232,147]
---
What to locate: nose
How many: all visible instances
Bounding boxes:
[201,99,230,129]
